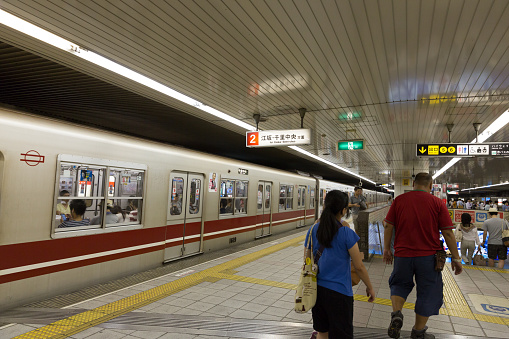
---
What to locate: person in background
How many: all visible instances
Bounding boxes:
[349,187,368,233]
[452,200,457,209]
[482,207,509,269]
[465,199,472,210]
[485,202,491,211]
[479,201,485,210]
[503,202,509,212]
[306,190,375,339]
[456,213,481,265]
[128,200,139,222]
[58,199,90,228]
[383,173,462,339]
[457,199,464,208]
[56,190,71,220]
[388,196,393,206]
[90,202,118,225]
[112,205,127,223]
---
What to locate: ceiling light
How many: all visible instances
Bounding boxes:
[0,9,379,184]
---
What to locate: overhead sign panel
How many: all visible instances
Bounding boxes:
[338,140,365,150]
[416,143,509,157]
[246,129,311,147]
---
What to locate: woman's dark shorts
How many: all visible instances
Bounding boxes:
[312,285,354,339]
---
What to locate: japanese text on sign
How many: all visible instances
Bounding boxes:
[246,129,311,147]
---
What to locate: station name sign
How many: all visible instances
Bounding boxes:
[246,129,311,147]
[416,143,509,157]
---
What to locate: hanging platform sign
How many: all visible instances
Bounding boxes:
[416,142,509,157]
[246,129,311,147]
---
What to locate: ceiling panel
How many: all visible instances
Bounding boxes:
[0,0,509,188]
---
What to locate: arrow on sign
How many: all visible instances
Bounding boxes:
[419,147,426,154]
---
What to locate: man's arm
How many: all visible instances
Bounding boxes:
[441,229,463,275]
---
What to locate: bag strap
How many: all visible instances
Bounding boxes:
[305,223,317,264]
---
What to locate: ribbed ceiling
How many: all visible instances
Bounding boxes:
[1,0,509,188]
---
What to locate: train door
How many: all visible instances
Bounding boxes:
[165,172,204,260]
[297,185,307,227]
[255,181,272,238]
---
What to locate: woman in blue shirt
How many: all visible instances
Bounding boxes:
[305,190,375,339]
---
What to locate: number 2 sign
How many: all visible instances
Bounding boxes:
[246,132,259,146]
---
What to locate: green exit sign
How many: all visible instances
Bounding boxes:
[338,111,362,121]
[338,140,365,150]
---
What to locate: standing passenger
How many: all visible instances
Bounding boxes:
[306,190,375,339]
[482,207,509,269]
[383,173,462,339]
[349,187,368,233]
[456,213,481,265]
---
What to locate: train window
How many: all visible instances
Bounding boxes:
[189,178,201,214]
[54,156,146,236]
[297,188,302,208]
[265,185,271,209]
[108,169,144,225]
[220,179,235,215]
[287,185,294,209]
[235,180,248,214]
[310,188,315,208]
[170,177,184,215]
[0,152,3,213]
[279,185,287,210]
[257,184,263,209]
[279,184,293,210]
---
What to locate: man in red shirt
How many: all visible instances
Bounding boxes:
[383,173,462,339]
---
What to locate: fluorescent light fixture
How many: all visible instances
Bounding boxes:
[0,9,254,131]
[461,182,509,191]
[0,9,378,183]
[433,110,509,180]
[288,146,375,184]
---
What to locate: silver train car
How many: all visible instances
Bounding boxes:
[0,107,389,310]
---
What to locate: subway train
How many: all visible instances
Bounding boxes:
[0,106,390,310]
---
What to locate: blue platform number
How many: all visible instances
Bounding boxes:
[481,304,509,316]
[477,213,488,222]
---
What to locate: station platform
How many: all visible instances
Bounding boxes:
[1,228,509,339]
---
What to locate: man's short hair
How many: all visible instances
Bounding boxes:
[354,186,362,191]
[70,199,87,216]
[60,190,70,196]
[414,173,432,186]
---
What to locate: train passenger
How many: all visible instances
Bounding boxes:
[128,200,138,221]
[383,173,462,339]
[481,207,509,269]
[306,190,375,339]
[90,203,118,225]
[235,198,245,212]
[126,197,137,212]
[457,199,464,208]
[348,187,368,233]
[112,205,127,223]
[224,199,233,213]
[456,213,481,265]
[57,199,90,228]
[56,190,71,220]
[503,202,509,212]
[170,194,182,215]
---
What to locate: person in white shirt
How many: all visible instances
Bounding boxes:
[465,200,472,210]
[456,213,481,265]
[479,202,485,210]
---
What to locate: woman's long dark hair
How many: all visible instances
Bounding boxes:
[317,190,350,248]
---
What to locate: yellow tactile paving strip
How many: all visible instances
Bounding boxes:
[13,235,509,338]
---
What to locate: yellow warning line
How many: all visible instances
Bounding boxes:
[13,235,509,338]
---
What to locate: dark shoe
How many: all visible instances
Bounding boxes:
[388,310,404,338]
[410,326,435,339]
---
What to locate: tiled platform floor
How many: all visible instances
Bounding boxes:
[1,229,509,338]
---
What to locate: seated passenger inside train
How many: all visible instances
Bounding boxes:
[90,202,118,225]
[128,199,138,221]
[56,190,71,221]
[235,198,245,213]
[112,205,127,223]
[57,199,90,228]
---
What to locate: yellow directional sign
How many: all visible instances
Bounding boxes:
[448,146,455,153]
[418,146,426,154]
[428,145,439,155]
[440,146,447,153]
